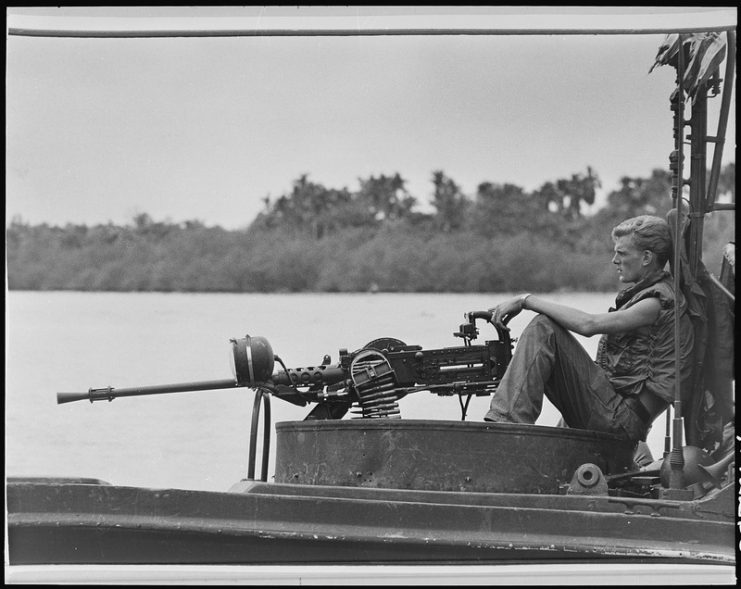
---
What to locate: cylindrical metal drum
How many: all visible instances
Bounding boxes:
[275,419,635,494]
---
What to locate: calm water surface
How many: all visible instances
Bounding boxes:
[6,290,668,492]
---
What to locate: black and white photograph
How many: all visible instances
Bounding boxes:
[5,6,736,585]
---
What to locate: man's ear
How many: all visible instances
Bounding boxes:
[642,249,654,267]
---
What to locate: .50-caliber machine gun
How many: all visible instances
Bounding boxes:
[57,311,512,421]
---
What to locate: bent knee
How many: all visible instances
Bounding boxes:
[526,314,560,331]
[521,314,570,339]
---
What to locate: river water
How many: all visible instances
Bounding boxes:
[6,290,669,492]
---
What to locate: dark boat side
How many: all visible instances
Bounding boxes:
[7,420,735,565]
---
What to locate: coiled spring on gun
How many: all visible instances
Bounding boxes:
[349,349,401,419]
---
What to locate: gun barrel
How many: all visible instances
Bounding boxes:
[57,391,94,404]
[57,378,239,405]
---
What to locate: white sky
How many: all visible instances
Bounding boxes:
[5,7,737,229]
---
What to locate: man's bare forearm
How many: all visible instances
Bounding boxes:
[522,295,600,336]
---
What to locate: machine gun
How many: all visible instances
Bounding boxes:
[57,310,512,421]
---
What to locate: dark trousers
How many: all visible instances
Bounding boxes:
[484,315,649,442]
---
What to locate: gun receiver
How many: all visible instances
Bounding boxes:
[57,311,511,420]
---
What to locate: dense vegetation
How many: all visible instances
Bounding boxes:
[6,164,734,293]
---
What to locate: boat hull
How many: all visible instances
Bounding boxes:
[7,477,734,565]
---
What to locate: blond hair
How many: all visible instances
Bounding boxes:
[612,215,672,268]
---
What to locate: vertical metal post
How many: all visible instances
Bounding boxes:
[663,409,672,457]
[687,89,707,277]
[667,33,686,491]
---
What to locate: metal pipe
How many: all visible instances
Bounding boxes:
[7,26,739,39]
[247,389,273,482]
[668,33,687,490]
[248,389,262,480]
[261,394,271,482]
[707,272,735,303]
[706,30,736,210]
[688,96,707,277]
[664,407,672,457]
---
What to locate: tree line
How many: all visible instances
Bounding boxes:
[6,164,734,293]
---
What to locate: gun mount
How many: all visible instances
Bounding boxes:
[57,310,512,422]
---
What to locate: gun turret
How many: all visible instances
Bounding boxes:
[57,311,512,420]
